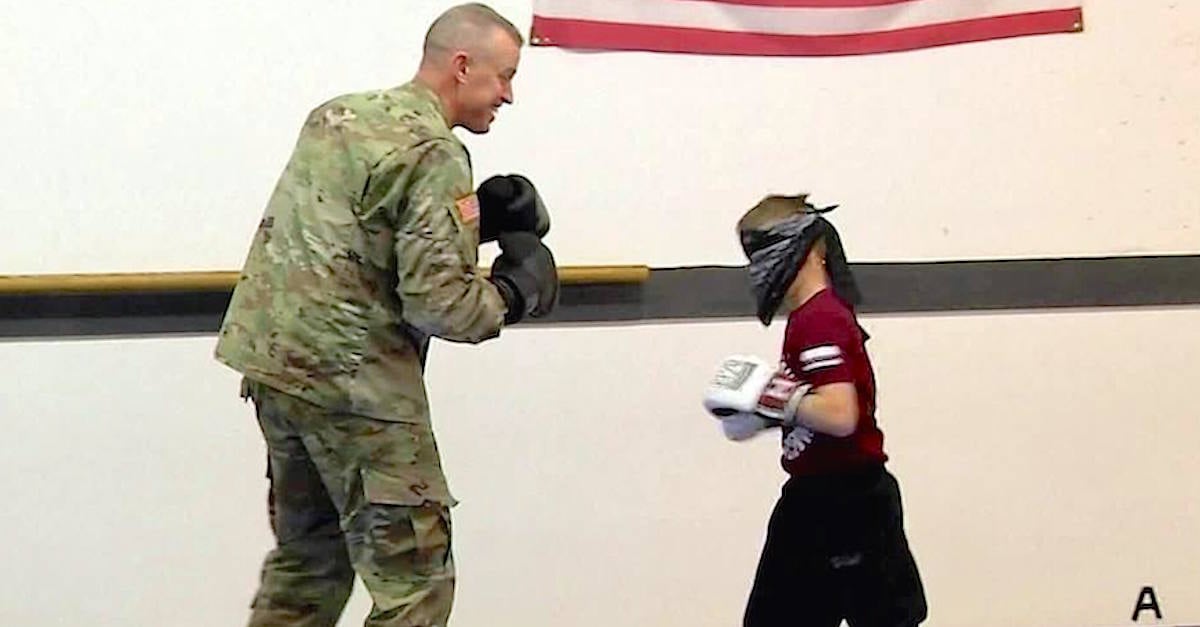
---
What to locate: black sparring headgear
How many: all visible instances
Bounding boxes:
[737,194,861,325]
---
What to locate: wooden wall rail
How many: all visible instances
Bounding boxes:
[0,266,650,295]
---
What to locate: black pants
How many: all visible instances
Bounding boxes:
[744,466,927,627]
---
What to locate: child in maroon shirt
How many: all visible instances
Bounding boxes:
[711,194,927,627]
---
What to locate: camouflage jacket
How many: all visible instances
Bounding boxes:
[215,81,507,423]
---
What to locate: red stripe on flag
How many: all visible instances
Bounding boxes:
[531,8,1083,56]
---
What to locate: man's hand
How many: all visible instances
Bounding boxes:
[488,231,559,324]
[477,174,551,243]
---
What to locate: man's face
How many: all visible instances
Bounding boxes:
[456,28,520,134]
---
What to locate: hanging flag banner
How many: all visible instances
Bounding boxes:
[530,0,1084,56]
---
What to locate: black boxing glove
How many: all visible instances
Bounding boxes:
[488,231,559,324]
[477,174,551,243]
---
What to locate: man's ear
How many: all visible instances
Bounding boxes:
[452,51,470,84]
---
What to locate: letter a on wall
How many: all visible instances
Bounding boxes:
[1132,586,1163,622]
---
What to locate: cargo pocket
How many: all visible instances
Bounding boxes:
[358,468,454,580]
[362,460,456,506]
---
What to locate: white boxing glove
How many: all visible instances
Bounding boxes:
[719,412,772,441]
[703,355,810,425]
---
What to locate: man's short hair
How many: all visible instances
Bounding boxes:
[424,3,524,58]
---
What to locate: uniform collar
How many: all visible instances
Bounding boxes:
[398,80,452,129]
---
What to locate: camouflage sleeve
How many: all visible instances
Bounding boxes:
[391,140,507,343]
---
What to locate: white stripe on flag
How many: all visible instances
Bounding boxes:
[532,0,1082,36]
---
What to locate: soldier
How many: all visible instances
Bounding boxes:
[214,4,558,626]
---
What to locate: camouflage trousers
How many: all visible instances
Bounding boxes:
[243,379,456,627]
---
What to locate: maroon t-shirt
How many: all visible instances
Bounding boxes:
[778,288,887,476]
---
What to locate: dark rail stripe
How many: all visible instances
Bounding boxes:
[2,255,1198,338]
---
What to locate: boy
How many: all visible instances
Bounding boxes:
[703,194,928,627]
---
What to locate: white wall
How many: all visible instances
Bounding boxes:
[2,309,1199,626]
[1,0,1197,274]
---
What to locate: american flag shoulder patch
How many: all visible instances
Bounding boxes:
[454,193,480,223]
[799,344,844,372]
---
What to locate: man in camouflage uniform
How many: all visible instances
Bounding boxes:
[214,5,559,626]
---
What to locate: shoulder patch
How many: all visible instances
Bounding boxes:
[454,193,480,223]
